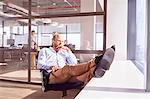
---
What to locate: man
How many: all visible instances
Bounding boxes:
[30,30,37,69]
[37,32,115,90]
[31,30,37,49]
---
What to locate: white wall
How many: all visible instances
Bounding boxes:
[107,0,128,60]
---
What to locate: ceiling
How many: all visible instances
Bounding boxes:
[0,0,103,25]
[0,0,103,16]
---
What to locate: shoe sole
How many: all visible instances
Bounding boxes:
[94,47,115,77]
[94,67,106,78]
[100,48,115,70]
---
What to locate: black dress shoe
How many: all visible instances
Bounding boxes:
[100,47,115,70]
[41,69,50,92]
[94,47,115,77]
[111,45,115,51]
[95,55,103,64]
[94,65,106,78]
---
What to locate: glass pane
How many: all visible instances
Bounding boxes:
[30,15,103,82]
[36,15,103,50]
[0,20,29,82]
[0,0,104,83]
[135,0,147,70]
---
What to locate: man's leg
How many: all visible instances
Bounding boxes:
[48,45,115,84]
[49,60,95,84]
[67,67,95,85]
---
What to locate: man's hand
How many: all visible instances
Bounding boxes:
[56,45,70,52]
[61,46,70,52]
[51,66,61,72]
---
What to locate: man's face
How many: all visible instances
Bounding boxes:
[53,36,64,49]
[31,31,35,36]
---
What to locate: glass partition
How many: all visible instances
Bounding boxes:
[30,15,104,82]
[0,20,29,82]
[0,0,105,83]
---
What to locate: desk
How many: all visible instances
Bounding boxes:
[0,47,37,69]
[0,47,23,62]
[75,61,144,99]
[0,48,5,64]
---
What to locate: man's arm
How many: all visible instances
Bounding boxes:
[60,46,77,64]
[37,48,50,70]
[66,50,77,64]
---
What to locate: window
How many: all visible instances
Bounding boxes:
[135,0,147,72]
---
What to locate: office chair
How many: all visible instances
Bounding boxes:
[40,69,84,99]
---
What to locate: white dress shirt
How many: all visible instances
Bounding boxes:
[37,47,77,70]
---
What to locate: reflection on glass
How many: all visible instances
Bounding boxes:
[135,0,147,69]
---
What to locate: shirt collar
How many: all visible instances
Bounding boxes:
[49,47,63,53]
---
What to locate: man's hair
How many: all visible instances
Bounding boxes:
[52,32,61,40]
[31,30,35,32]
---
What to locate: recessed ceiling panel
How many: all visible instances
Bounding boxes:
[0,0,103,18]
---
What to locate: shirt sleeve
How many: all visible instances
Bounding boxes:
[37,48,50,70]
[66,50,77,64]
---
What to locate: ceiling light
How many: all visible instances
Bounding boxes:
[0,2,6,5]
[51,22,58,26]
[64,0,67,2]
[37,5,41,8]
[42,18,52,23]
[18,19,37,25]
[58,24,64,28]
[52,3,56,6]
[7,3,39,16]
[0,11,22,17]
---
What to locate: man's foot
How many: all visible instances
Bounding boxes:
[41,69,50,92]
[95,54,103,64]
[101,46,115,70]
[94,46,115,77]
[111,45,115,51]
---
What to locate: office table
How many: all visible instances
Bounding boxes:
[75,61,145,99]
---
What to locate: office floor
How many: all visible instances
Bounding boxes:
[0,80,81,99]
[0,60,81,99]
[0,60,149,99]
